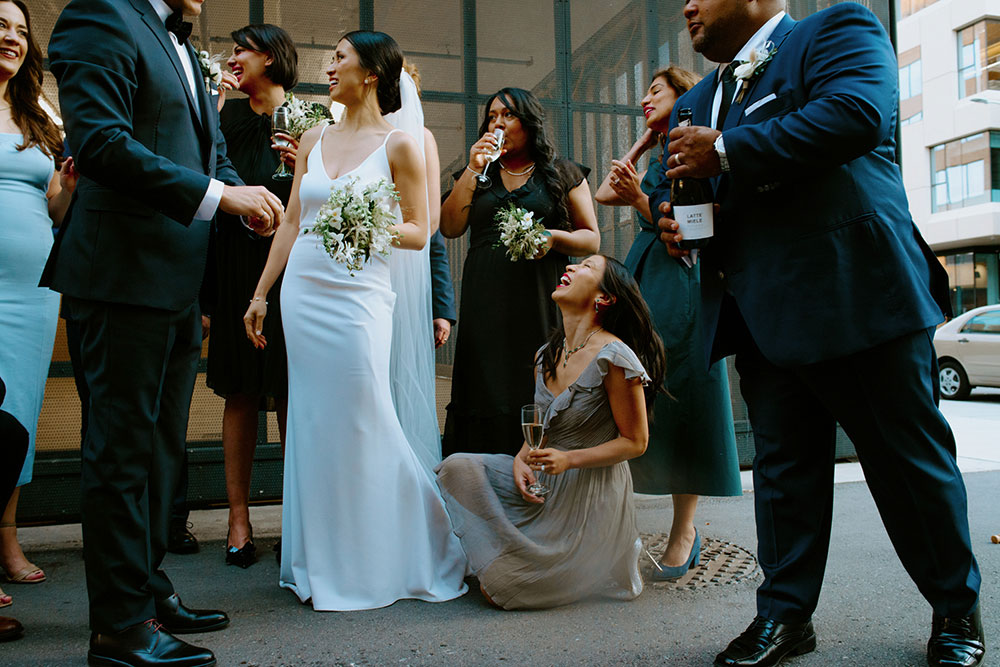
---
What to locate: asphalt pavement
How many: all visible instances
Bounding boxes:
[4,390,999,666]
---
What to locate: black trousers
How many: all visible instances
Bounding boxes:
[65,304,191,526]
[68,297,201,632]
[733,310,981,622]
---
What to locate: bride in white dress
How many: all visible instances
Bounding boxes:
[244,30,468,611]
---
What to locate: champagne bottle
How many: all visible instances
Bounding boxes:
[670,108,714,250]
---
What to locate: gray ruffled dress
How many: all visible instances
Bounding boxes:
[436,340,650,609]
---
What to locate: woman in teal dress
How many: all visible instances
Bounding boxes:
[595,66,741,579]
[0,0,76,596]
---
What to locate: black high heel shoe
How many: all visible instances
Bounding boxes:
[225,528,257,569]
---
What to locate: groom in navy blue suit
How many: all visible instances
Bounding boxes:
[46,0,284,665]
[652,1,984,666]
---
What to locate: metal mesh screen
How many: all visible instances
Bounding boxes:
[25,0,888,521]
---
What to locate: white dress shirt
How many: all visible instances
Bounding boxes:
[148,0,223,221]
[710,10,786,129]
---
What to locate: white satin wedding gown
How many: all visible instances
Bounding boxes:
[278,123,468,611]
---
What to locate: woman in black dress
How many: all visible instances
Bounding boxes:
[207,24,299,568]
[440,88,600,457]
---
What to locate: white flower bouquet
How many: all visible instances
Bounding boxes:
[302,177,400,275]
[198,51,225,94]
[495,202,550,261]
[283,92,333,140]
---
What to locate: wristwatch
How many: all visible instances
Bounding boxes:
[714,134,730,173]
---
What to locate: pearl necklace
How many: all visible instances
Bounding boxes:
[500,161,535,177]
[562,328,602,367]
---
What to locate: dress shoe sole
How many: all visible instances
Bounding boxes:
[162,617,230,635]
[88,653,216,667]
[714,633,817,667]
[0,628,23,642]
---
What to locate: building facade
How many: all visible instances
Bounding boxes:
[897,0,1000,313]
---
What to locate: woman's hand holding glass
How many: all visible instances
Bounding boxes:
[467,131,503,174]
[526,448,570,475]
[243,298,268,349]
[271,131,299,168]
[513,454,545,505]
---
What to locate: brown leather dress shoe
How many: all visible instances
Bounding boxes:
[927,606,986,667]
[155,594,229,635]
[715,616,817,667]
[88,619,215,667]
[0,615,23,642]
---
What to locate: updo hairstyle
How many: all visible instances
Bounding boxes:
[340,30,403,115]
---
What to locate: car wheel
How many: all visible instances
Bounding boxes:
[939,361,971,400]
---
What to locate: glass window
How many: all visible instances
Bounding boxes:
[957,20,1000,98]
[899,60,921,100]
[901,110,922,126]
[931,132,997,212]
[961,311,1000,334]
[900,0,941,18]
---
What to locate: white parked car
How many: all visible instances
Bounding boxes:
[934,304,1000,400]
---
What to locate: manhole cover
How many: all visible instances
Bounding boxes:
[639,532,760,590]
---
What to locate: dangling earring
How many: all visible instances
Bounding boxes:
[595,301,601,313]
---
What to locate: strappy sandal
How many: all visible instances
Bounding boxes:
[0,586,11,608]
[0,523,46,584]
[3,565,45,584]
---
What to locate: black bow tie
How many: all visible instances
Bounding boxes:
[165,11,192,45]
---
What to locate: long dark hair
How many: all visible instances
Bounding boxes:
[540,256,667,413]
[231,24,299,89]
[478,88,572,231]
[2,0,62,158]
[340,30,403,115]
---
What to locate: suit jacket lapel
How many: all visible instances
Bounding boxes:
[132,0,208,144]
[727,14,797,130]
[185,43,215,146]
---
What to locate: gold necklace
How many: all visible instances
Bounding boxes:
[500,160,535,177]
[562,328,602,367]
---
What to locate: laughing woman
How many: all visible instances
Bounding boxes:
[0,0,76,596]
[437,255,666,609]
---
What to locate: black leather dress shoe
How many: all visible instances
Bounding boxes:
[715,617,817,667]
[155,594,229,635]
[167,523,199,555]
[88,619,215,667]
[927,606,986,667]
[0,615,23,642]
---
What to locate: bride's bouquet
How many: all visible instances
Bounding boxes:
[495,202,550,261]
[283,92,333,139]
[302,177,400,275]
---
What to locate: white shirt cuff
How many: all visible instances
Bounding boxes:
[195,179,225,221]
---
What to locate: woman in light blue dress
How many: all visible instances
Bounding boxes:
[0,0,76,597]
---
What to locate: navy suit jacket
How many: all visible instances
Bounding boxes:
[429,230,457,324]
[650,4,949,368]
[43,0,242,312]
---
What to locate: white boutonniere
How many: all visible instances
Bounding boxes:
[733,41,777,103]
[198,50,225,94]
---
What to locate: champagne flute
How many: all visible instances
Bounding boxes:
[272,106,293,181]
[521,403,550,497]
[475,127,505,189]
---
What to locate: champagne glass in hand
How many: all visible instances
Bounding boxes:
[521,403,550,497]
[272,106,293,181]
[476,127,504,189]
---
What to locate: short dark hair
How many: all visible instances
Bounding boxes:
[231,24,298,90]
[340,30,403,115]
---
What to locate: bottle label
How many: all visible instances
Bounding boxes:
[674,203,713,240]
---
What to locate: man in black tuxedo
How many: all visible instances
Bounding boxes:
[653,1,983,666]
[46,0,284,664]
